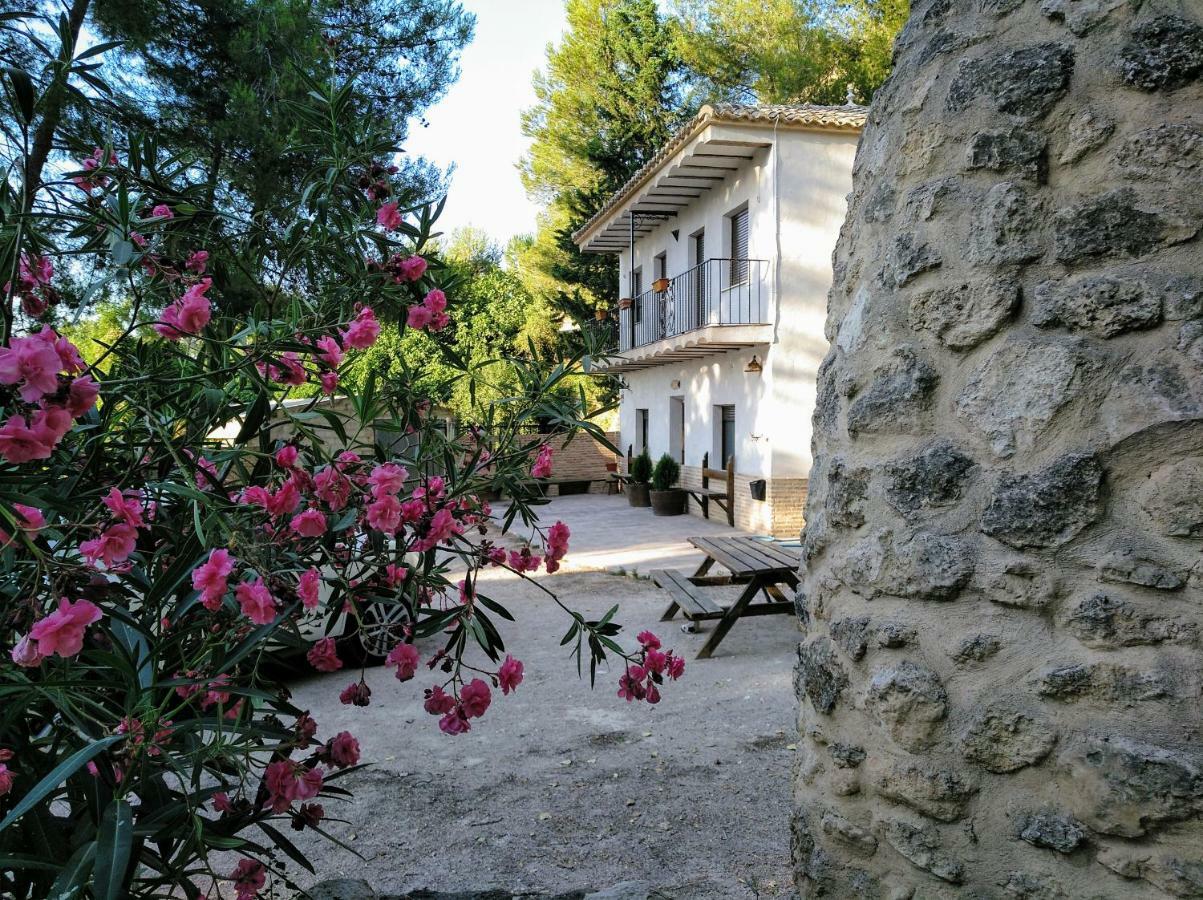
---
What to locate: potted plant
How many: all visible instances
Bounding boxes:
[650,453,687,516]
[652,277,670,293]
[617,297,633,310]
[627,450,653,507]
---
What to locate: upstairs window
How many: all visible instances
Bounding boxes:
[728,207,749,286]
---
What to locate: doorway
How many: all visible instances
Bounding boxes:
[669,396,685,464]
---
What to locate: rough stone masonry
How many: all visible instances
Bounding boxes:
[792,1,1203,896]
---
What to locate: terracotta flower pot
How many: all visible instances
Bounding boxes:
[617,297,633,310]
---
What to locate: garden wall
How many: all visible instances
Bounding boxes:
[792,1,1203,896]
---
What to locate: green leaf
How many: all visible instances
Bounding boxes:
[47,841,95,900]
[93,799,133,899]
[0,736,125,832]
[3,66,34,124]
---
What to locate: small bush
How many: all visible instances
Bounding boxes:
[631,450,653,483]
[652,454,680,491]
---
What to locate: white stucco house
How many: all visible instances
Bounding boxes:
[573,103,865,537]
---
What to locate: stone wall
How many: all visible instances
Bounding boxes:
[792,2,1203,897]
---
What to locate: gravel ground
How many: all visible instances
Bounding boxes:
[285,558,802,899]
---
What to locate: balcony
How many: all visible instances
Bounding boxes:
[609,258,771,372]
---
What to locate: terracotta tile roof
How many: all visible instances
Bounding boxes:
[572,103,867,247]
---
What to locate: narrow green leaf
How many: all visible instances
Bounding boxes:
[0,735,123,832]
[93,799,133,899]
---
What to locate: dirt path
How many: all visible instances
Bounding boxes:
[287,564,802,899]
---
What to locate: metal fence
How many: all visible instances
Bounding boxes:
[617,258,767,351]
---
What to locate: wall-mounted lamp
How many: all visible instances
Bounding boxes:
[670,379,681,389]
[744,355,763,374]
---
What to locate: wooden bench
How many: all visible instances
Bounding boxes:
[649,568,726,624]
[684,452,735,527]
[651,535,800,658]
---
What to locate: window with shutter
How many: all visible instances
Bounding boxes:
[719,404,735,467]
[693,231,706,325]
[729,208,749,285]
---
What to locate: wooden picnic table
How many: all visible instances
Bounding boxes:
[650,534,799,659]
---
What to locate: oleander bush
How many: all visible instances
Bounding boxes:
[0,32,684,900]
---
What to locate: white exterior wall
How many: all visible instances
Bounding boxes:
[615,126,858,483]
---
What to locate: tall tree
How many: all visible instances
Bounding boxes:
[671,0,909,106]
[88,0,474,214]
[518,0,686,313]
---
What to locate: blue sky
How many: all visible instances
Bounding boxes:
[405,0,569,247]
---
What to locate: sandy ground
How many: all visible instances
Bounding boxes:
[286,497,802,899]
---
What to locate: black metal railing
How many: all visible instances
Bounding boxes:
[616,258,767,351]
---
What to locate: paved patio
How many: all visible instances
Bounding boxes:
[499,492,745,575]
[288,492,803,897]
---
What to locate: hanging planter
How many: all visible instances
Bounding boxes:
[594,308,609,321]
[617,297,633,310]
[652,277,670,293]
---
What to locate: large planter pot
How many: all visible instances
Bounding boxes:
[627,483,650,507]
[650,488,687,516]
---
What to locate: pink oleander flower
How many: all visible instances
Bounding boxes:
[151,203,174,219]
[307,637,342,673]
[10,633,42,667]
[20,253,52,286]
[29,598,102,658]
[636,630,661,650]
[385,563,408,586]
[265,480,301,518]
[213,791,233,813]
[368,462,407,498]
[424,506,460,546]
[424,288,447,313]
[0,333,64,402]
[326,731,360,768]
[385,641,419,682]
[264,759,324,813]
[544,519,570,573]
[0,763,14,797]
[487,546,507,566]
[276,352,306,386]
[0,503,46,546]
[315,335,344,368]
[406,303,433,330]
[375,201,402,231]
[507,548,541,572]
[339,680,371,706]
[102,487,146,528]
[275,445,298,468]
[235,578,276,625]
[290,508,326,538]
[298,567,321,609]
[231,859,266,900]
[424,685,456,715]
[192,548,235,610]
[531,443,553,479]
[80,523,138,568]
[66,375,100,417]
[366,494,402,534]
[439,708,470,735]
[341,306,380,350]
[667,654,685,680]
[397,255,427,282]
[498,655,524,695]
[154,278,212,339]
[319,371,339,394]
[34,327,85,373]
[33,405,72,445]
[460,678,492,719]
[617,670,645,702]
[314,466,352,510]
[185,250,208,274]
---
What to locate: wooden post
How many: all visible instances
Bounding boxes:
[725,455,735,527]
[701,451,710,520]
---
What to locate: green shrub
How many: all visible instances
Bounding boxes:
[630,450,653,483]
[652,453,681,491]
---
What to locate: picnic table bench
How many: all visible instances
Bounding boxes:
[649,534,800,659]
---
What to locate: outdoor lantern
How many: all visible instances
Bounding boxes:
[744,355,762,373]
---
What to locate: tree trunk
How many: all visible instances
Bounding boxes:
[22,0,92,211]
[793,2,1203,897]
